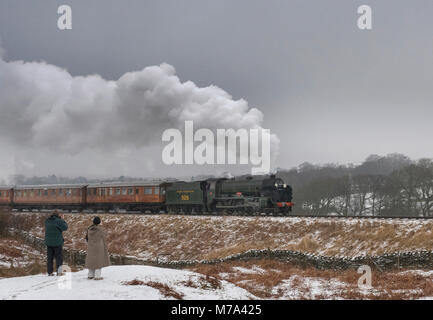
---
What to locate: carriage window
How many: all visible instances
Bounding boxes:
[0,192,2,197]
[144,187,152,195]
[67,189,72,196]
[128,188,133,195]
[135,188,139,195]
[44,190,48,196]
[154,187,160,195]
[52,190,56,196]
[122,188,127,195]
[109,188,113,196]
[59,189,63,196]
[116,188,120,195]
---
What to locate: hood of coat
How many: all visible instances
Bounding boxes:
[87,224,104,237]
[88,224,100,232]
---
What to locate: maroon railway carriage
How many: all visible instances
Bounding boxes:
[13,184,87,212]
[86,181,170,213]
[0,186,13,208]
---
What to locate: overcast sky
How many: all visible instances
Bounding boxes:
[0,0,432,181]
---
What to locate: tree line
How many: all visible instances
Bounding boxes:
[277,154,433,217]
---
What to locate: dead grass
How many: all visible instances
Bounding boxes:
[294,234,320,252]
[143,281,185,300]
[198,274,222,290]
[1,210,47,235]
[0,262,46,278]
[123,279,146,285]
[8,211,433,261]
[0,235,83,278]
[122,278,185,299]
[0,235,46,278]
[188,259,433,300]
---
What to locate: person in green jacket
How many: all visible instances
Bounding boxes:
[44,211,68,276]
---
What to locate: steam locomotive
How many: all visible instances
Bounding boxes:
[166,175,293,215]
[0,175,293,216]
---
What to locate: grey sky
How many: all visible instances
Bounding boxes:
[0,0,432,180]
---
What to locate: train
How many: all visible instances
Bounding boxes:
[0,175,293,216]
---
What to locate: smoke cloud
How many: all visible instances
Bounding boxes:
[0,48,279,179]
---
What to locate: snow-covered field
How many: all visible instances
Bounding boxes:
[18,212,433,260]
[3,211,433,300]
[0,238,45,269]
[190,260,433,300]
[0,265,255,300]
[2,262,433,300]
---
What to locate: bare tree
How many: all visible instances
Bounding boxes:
[413,159,433,216]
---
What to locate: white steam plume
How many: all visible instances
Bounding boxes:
[0,50,279,176]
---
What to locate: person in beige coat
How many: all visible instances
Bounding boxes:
[85,217,110,280]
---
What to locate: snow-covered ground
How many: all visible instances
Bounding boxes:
[17,212,433,260]
[0,238,45,269]
[2,262,433,300]
[0,265,256,300]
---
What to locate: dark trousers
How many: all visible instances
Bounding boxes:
[46,246,63,274]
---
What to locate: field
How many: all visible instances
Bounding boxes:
[0,237,47,278]
[189,259,433,299]
[2,247,433,299]
[12,212,433,261]
[2,211,433,299]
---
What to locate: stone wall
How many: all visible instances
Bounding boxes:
[9,229,433,271]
